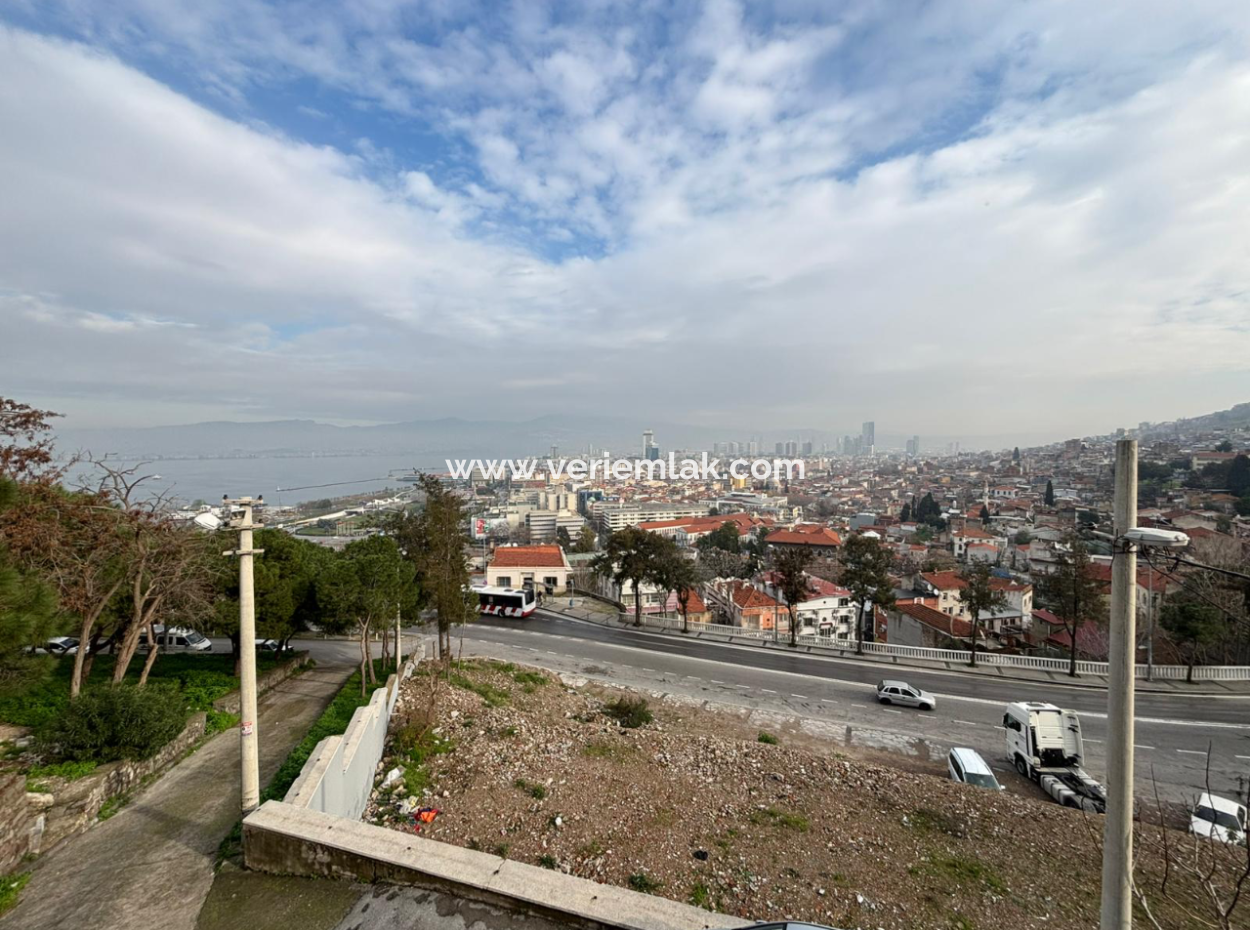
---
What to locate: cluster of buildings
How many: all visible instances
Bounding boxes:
[469,421,1250,663]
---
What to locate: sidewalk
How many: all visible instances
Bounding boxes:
[536,602,1250,696]
[2,661,357,930]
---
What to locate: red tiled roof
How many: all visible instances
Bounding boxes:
[726,580,779,610]
[920,571,1030,593]
[490,545,567,568]
[895,602,972,637]
[766,527,842,547]
[678,589,707,613]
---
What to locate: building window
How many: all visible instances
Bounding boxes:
[497,576,512,587]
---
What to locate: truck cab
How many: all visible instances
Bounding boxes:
[1003,701,1085,778]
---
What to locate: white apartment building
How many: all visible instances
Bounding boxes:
[589,500,710,533]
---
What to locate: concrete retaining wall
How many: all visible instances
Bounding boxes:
[283,656,415,821]
[244,801,739,930]
[213,651,311,714]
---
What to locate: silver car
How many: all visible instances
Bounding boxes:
[876,679,936,710]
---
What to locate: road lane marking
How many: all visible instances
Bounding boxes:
[882,709,902,714]
[791,694,809,699]
[821,698,837,704]
[710,679,725,684]
[761,688,777,694]
[1086,738,1103,743]
[1237,755,1250,761]
[1137,745,1155,751]
[1176,749,1207,756]
[953,720,979,727]
[461,626,1250,729]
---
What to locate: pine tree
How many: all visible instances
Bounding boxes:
[1044,479,1055,507]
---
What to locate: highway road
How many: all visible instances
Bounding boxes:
[456,611,1250,807]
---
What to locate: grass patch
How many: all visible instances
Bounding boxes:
[493,843,510,858]
[26,759,97,781]
[689,882,714,910]
[628,872,663,894]
[513,777,546,799]
[0,872,31,917]
[926,855,1007,895]
[204,710,240,737]
[539,854,558,869]
[392,722,455,800]
[512,670,547,687]
[603,696,652,728]
[749,806,810,832]
[579,839,605,858]
[582,739,635,762]
[449,673,510,708]
[98,794,129,821]
[757,731,779,745]
[909,808,968,838]
[0,651,289,732]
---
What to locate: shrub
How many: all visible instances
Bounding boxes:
[603,696,652,728]
[39,683,187,763]
[757,731,779,745]
[26,759,97,781]
[628,872,663,894]
[0,872,31,917]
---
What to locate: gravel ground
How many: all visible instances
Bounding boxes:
[365,659,1240,930]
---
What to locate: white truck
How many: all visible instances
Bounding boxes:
[1003,701,1107,814]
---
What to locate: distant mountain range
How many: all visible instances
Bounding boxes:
[56,401,1248,462]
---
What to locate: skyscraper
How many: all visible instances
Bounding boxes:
[642,429,655,458]
[862,421,875,452]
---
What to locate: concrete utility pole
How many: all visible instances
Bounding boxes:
[1101,440,1137,930]
[223,496,264,815]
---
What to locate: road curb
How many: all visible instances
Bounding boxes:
[534,609,1243,697]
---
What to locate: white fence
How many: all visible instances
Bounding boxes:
[619,613,1250,682]
[284,653,418,820]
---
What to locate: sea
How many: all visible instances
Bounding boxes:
[65,453,451,507]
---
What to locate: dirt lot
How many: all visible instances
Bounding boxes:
[366,660,1245,930]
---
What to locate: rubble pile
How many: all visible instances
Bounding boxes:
[360,659,1139,929]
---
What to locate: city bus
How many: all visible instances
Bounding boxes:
[473,584,537,618]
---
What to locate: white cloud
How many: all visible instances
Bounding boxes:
[2,5,1250,439]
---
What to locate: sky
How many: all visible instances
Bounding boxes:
[2,0,1250,441]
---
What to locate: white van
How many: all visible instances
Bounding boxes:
[143,625,213,653]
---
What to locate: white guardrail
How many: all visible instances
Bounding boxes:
[617,613,1250,682]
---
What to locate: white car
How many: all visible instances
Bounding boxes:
[948,747,1004,791]
[876,679,936,710]
[1190,793,1247,846]
[26,636,79,656]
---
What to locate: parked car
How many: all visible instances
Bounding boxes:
[1190,792,1247,846]
[142,625,213,653]
[26,636,79,656]
[948,747,1004,791]
[255,639,283,653]
[876,679,936,710]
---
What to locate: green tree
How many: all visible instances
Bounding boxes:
[1160,597,1225,683]
[1036,533,1104,676]
[1228,454,1250,498]
[387,474,471,661]
[772,547,815,647]
[697,521,741,553]
[591,526,665,627]
[957,562,1008,668]
[556,526,573,550]
[1014,529,1032,545]
[648,538,691,625]
[572,523,598,553]
[672,557,703,634]
[1215,514,1233,535]
[839,535,895,655]
[0,478,60,678]
[1044,479,1055,507]
[900,501,911,523]
[1012,446,1020,463]
[979,504,991,526]
[317,535,416,694]
[1215,440,1234,453]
